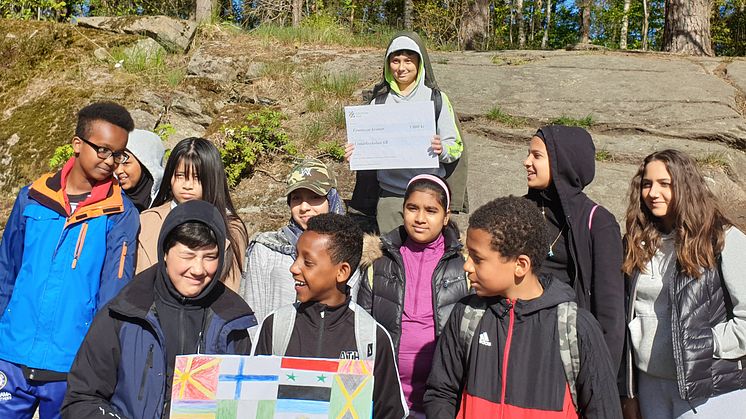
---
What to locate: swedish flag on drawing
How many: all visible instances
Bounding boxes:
[170,355,374,419]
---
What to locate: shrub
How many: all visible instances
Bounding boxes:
[219,108,295,187]
[486,106,527,128]
[48,143,74,169]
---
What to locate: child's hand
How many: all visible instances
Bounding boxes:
[344,143,355,163]
[431,135,443,155]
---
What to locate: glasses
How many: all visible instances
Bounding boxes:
[77,136,129,164]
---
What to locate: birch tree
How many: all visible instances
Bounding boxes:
[541,0,551,48]
[620,0,631,49]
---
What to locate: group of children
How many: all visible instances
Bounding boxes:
[0,31,744,419]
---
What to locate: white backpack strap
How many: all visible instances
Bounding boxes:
[349,301,377,361]
[271,303,300,356]
[557,301,580,410]
[588,204,600,230]
[459,299,487,362]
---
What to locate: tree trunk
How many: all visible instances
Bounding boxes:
[620,0,631,49]
[292,0,302,27]
[541,0,551,48]
[533,0,543,43]
[404,0,413,30]
[516,0,525,48]
[196,0,218,23]
[642,0,649,50]
[461,0,491,50]
[580,0,591,44]
[663,0,713,56]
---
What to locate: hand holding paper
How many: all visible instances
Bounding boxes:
[345,101,438,171]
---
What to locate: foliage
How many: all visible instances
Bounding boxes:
[0,0,70,20]
[219,108,295,187]
[48,143,74,169]
[414,0,462,50]
[595,149,613,162]
[551,114,595,128]
[317,140,345,161]
[154,123,176,142]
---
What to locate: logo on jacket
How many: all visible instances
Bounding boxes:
[0,371,6,391]
[478,331,492,347]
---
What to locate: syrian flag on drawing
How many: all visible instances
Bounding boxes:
[275,358,337,418]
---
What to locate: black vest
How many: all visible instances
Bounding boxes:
[671,263,746,400]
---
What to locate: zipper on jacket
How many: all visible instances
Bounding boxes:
[179,307,185,355]
[70,222,88,269]
[138,344,154,401]
[317,310,325,357]
[500,300,516,417]
[669,276,689,401]
[117,241,128,279]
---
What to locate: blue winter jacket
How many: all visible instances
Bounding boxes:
[61,266,257,419]
[0,167,139,373]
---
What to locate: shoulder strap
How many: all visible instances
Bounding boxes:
[374,94,386,105]
[557,301,580,410]
[431,89,443,121]
[459,299,487,362]
[271,302,300,356]
[588,204,600,230]
[349,301,377,360]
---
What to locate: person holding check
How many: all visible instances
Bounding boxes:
[345,32,466,235]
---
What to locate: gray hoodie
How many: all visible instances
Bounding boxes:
[126,129,165,205]
[372,35,463,196]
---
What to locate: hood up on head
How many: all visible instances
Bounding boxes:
[529,125,595,214]
[156,200,227,305]
[126,129,166,202]
[370,31,438,99]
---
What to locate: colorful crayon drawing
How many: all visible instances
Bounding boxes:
[170,355,374,419]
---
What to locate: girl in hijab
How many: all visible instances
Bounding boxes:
[115,129,165,212]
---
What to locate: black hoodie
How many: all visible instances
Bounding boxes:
[525,125,625,371]
[154,200,229,401]
[424,275,622,418]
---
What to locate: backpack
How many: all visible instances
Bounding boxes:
[458,299,581,410]
[262,301,378,361]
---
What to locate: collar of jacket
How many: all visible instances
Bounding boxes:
[107,266,254,325]
[487,274,577,319]
[296,296,353,328]
[28,159,123,225]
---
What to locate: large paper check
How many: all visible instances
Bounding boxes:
[345,101,438,171]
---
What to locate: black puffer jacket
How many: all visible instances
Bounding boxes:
[622,264,746,401]
[357,224,469,352]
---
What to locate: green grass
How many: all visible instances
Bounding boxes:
[491,56,531,66]
[302,119,331,144]
[249,16,395,48]
[303,69,359,99]
[328,107,346,129]
[550,114,595,129]
[165,67,186,87]
[258,60,298,80]
[305,96,327,113]
[110,44,166,73]
[486,106,527,128]
[595,149,613,162]
[696,152,729,169]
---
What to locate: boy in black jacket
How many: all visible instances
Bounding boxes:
[423,196,621,418]
[253,213,408,418]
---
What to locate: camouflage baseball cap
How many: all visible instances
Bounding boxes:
[285,158,337,196]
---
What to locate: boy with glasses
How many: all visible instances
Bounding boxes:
[0,102,140,418]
